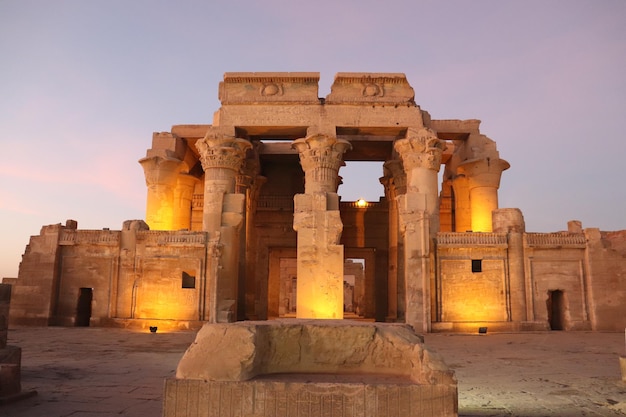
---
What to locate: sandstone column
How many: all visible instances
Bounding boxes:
[394,127,444,332]
[139,156,184,230]
[381,160,405,322]
[292,134,351,319]
[451,174,471,232]
[458,158,509,232]
[196,131,251,322]
[172,174,198,231]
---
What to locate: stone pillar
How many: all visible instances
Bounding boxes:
[451,175,471,232]
[196,132,252,322]
[245,175,266,320]
[384,159,406,321]
[458,158,510,232]
[139,156,184,230]
[394,127,444,333]
[235,158,259,320]
[173,174,198,231]
[493,208,527,323]
[292,134,351,319]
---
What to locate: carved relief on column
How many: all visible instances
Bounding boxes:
[292,134,352,194]
[196,131,252,232]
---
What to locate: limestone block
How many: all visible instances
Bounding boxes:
[170,321,457,417]
[176,321,455,385]
[326,73,415,105]
[219,72,320,105]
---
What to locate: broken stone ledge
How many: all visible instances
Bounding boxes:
[165,320,457,417]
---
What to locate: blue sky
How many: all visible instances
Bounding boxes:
[1,0,625,279]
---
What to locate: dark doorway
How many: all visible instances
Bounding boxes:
[75,287,93,327]
[548,290,565,330]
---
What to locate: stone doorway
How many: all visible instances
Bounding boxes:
[267,248,374,319]
[548,290,566,330]
[75,287,93,327]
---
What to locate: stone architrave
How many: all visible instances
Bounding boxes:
[394,127,444,333]
[292,134,351,319]
[196,130,252,322]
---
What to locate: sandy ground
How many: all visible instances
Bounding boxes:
[425,332,626,416]
[0,327,624,417]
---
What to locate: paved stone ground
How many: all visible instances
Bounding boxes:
[0,327,624,417]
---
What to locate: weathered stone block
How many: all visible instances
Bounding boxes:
[168,321,457,416]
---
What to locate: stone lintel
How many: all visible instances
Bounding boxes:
[326,72,415,105]
[430,119,482,139]
[219,72,320,105]
[171,124,211,139]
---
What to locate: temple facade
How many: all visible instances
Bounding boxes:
[6,73,625,332]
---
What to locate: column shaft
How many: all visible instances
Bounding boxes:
[394,127,444,333]
[292,134,351,319]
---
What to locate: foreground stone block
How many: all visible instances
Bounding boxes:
[165,320,457,417]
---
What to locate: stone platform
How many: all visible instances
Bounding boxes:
[164,320,457,417]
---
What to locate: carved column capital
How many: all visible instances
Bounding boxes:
[292,134,352,194]
[458,157,510,189]
[139,156,184,186]
[393,127,445,172]
[196,134,252,176]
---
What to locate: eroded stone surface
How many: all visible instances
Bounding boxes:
[176,320,455,385]
[170,320,457,417]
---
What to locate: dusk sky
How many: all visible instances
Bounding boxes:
[1,1,625,279]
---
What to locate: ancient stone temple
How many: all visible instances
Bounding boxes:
[6,72,626,333]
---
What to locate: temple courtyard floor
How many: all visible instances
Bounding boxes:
[0,326,624,417]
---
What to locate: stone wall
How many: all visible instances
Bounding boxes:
[435,227,625,332]
[585,229,626,330]
[9,221,208,329]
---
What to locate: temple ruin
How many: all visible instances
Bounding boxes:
[5,72,626,333]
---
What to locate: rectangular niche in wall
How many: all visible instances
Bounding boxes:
[471,259,482,273]
[182,271,196,289]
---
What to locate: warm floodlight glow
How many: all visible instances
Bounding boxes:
[356,198,368,208]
